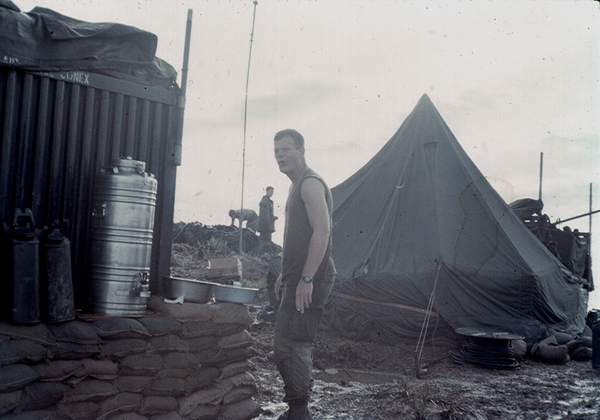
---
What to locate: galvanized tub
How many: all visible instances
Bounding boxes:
[163,276,216,303]
[212,283,259,304]
[87,158,157,316]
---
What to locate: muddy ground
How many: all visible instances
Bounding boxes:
[170,243,600,420]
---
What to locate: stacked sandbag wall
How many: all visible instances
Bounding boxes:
[0,296,261,420]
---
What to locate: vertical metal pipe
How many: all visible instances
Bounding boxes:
[97,90,110,167]
[174,9,193,167]
[538,152,543,202]
[17,73,35,210]
[49,81,66,222]
[62,83,81,222]
[32,77,51,215]
[125,96,138,158]
[112,93,124,158]
[0,71,18,219]
[139,99,151,160]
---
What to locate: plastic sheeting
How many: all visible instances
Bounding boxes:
[323,94,587,344]
[0,3,176,87]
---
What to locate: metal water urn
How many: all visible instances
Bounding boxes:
[87,157,156,316]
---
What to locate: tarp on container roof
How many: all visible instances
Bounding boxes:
[0,1,176,88]
[324,94,587,344]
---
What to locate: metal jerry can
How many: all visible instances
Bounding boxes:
[1,208,40,324]
[40,221,75,323]
[87,157,157,316]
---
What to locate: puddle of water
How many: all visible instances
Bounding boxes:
[548,378,599,420]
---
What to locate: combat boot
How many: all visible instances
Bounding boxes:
[277,403,313,420]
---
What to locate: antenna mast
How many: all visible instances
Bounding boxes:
[239,1,259,255]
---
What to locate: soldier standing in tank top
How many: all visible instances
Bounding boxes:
[272,129,336,420]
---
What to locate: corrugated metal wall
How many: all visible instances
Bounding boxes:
[0,66,180,309]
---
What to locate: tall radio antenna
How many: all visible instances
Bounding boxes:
[239,1,259,255]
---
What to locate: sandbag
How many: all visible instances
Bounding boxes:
[48,321,102,344]
[179,387,225,416]
[93,318,150,340]
[0,340,52,365]
[57,401,101,419]
[20,382,71,410]
[217,360,253,382]
[138,315,181,336]
[210,304,252,326]
[145,377,187,397]
[222,385,257,405]
[69,359,119,382]
[565,336,592,351]
[97,392,142,419]
[548,328,574,345]
[149,411,184,420]
[111,375,153,393]
[119,353,163,376]
[214,323,248,338]
[149,334,189,353]
[216,372,255,395]
[99,339,149,358]
[61,379,118,403]
[162,352,201,378]
[531,336,570,363]
[185,367,221,392]
[0,389,24,415]
[53,342,101,360]
[0,322,56,346]
[511,339,527,361]
[104,413,147,420]
[140,396,178,415]
[179,321,221,339]
[32,360,83,382]
[147,296,213,322]
[0,364,40,392]
[217,330,254,350]
[570,346,592,360]
[217,398,262,420]
[185,403,221,420]
[194,347,256,367]
[0,410,56,420]
[186,336,218,352]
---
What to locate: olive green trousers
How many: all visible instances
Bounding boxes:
[273,276,334,405]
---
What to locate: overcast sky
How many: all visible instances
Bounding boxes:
[16,0,600,307]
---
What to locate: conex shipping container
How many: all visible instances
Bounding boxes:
[0,5,182,312]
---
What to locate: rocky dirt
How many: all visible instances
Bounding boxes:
[170,242,600,420]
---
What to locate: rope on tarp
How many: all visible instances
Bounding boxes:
[415,262,442,366]
[329,291,439,317]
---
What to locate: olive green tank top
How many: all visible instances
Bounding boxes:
[281,168,336,284]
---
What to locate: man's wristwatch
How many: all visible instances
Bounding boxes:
[301,276,313,284]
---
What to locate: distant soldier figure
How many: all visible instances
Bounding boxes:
[257,186,277,242]
[229,208,259,232]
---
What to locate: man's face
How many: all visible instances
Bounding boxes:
[266,189,274,198]
[274,136,304,175]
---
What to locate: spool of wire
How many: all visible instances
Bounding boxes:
[452,328,524,370]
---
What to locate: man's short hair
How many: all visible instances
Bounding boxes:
[266,186,274,192]
[274,129,304,149]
